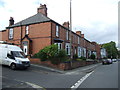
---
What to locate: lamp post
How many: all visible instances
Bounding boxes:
[70,0,73,67]
[70,0,72,59]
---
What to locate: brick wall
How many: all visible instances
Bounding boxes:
[30,58,66,70]
[2,22,52,56]
[30,58,98,70]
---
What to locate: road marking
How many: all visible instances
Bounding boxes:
[82,65,97,71]
[71,71,94,89]
[25,82,45,89]
[2,76,45,89]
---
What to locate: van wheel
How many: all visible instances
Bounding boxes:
[10,63,16,70]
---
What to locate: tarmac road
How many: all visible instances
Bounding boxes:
[1,61,119,89]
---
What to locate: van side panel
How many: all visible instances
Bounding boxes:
[0,48,2,64]
[0,47,7,65]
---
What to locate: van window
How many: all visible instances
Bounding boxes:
[11,51,25,58]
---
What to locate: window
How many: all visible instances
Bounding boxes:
[78,47,82,57]
[65,43,70,55]
[56,25,59,37]
[9,28,13,39]
[75,47,77,54]
[78,37,80,44]
[26,26,29,35]
[83,48,86,57]
[54,43,62,50]
[66,30,69,40]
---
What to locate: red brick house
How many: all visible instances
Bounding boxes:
[0,4,101,59]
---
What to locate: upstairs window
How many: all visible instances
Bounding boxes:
[9,28,13,39]
[66,30,69,40]
[56,25,59,37]
[26,26,29,35]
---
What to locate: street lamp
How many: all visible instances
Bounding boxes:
[70,0,72,59]
[70,0,73,67]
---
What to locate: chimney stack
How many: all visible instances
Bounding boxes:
[81,34,84,38]
[9,17,14,26]
[76,31,81,36]
[37,4,47,16]
[63,21,69,29]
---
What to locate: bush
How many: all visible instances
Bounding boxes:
[80,56,86,61]
[73,54,78,60]
[76,58,82,61]
[90,54,96,60]
[34,44,68,65]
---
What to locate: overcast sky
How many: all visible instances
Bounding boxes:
[0,0,119,47]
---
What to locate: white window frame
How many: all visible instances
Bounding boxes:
[26,26,29,35]
[9,28,13,39]
[66,30,69,40]
[83,48,86,57]
[56,25,59,37]
[54,43,62,50]
[78,37,80,44]
[65,43,70,55]
[78,47,82,57]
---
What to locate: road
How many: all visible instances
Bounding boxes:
[78,61,118,88]
[2,61,119,89]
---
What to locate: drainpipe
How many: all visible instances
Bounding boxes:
[20,22,22,48]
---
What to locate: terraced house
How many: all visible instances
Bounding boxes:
[0,4,101,59]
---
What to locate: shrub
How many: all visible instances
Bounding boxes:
[80,56,86,61]
[34,44,68,65]
[73,54,78,60]
[90,54,96,60]
[76,58,82,61]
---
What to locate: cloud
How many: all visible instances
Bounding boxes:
[0,0,5,7]
[0,0,42,30]
[0,0,119,46]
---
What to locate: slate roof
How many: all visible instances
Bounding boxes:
[7,13,51,28]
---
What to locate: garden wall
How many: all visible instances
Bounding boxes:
[30,58,98,70]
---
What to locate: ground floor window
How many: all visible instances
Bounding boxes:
[82,48,86,57]
[54,43,62,50]
[88,50,92,58]
[78,47,82,57]
[65,43,70,55]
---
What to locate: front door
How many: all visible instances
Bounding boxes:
[23,45,28,55]
[22,41,28,55]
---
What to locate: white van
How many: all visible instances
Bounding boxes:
[0,43,30,70]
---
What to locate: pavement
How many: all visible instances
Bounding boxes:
[2,62,102,89]
[31,62,102,74]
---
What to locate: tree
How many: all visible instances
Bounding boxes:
[102,41,118,59]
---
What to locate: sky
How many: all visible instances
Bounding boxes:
[0,0,119,47]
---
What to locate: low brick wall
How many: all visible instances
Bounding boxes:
[64,61,97,70]
[30,58,65,70]
[29,58,98,70]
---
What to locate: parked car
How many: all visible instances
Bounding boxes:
[102,59,112,65]
[112,59,117,62]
